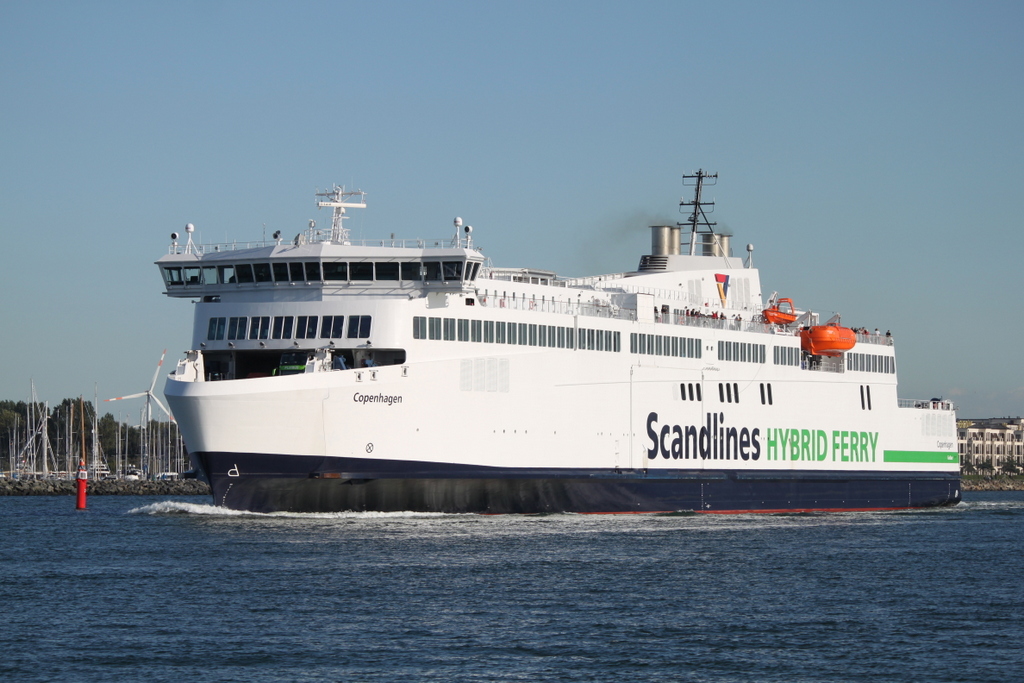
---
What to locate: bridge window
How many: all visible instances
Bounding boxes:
[235,264,255,284]
[375,262,400,281]
[401,262,422,281]
[183,267,201,285]
[272,263,289,281]
[163,267,183,286]
[424,262,442,281]
[253,263,273,283]
[323,262,348,281]
[442,261,463,281]
[289,262,304,281]
[350,262,373,281]
[304,262,321,281]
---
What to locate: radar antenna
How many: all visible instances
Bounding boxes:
[316,185,367,244]
[679,169,718,256]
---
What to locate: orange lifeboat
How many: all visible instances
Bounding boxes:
[800,323,857,357]
[763,297,798,325]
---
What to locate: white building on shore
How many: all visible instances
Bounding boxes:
[958,418,1024,471]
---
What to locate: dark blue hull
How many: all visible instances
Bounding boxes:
[193,452,961,514]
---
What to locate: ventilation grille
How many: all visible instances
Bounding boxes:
[638,255,668,271]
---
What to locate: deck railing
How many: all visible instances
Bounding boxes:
[899,398,955,411]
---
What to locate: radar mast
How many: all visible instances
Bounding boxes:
[316,185,367,244]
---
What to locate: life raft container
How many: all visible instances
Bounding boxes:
[762,297,798,325]
[799,323,856,357]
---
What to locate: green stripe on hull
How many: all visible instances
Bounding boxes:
[883,450,959,464]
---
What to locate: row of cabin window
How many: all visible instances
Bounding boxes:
[165,260,479,286]
[207,315,372,341]
[629,333,703,359]
[773,346,801,366]
[719,382,741,403]
[718,341,767,363]
[846,352,895,374]
[680,382,776,405]
[412,317,622,352]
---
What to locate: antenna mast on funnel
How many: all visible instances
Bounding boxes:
[680,169,718,256]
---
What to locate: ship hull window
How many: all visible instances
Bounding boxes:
[249,317,270,340]
[207,317,226,340]
[227,317,246,340]
[296,316,318,339]
[272,316,293,340]
[322,316,345,338]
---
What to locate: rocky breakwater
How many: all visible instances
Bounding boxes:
[960,475,1024,491]
[0,478,211,496]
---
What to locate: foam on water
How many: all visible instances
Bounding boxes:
[127,499,462,519]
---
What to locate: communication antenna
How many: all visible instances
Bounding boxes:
[680,169,718,256]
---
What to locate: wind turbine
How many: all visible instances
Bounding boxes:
[106,349,173,477]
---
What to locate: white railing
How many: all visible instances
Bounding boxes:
[167,236,474,256]
[899,398,955,411]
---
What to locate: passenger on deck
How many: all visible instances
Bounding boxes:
[332,355,348,370]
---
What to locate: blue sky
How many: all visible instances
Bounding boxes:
[1,0,1021,419]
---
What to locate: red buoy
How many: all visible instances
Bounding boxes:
[76,459,88,510]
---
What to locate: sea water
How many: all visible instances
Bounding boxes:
[1,492,1022,682]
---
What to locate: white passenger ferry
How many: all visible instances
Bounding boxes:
[159,172,960,513]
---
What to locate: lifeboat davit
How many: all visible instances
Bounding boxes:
[763,297,798,325]
[800,323,856,357]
